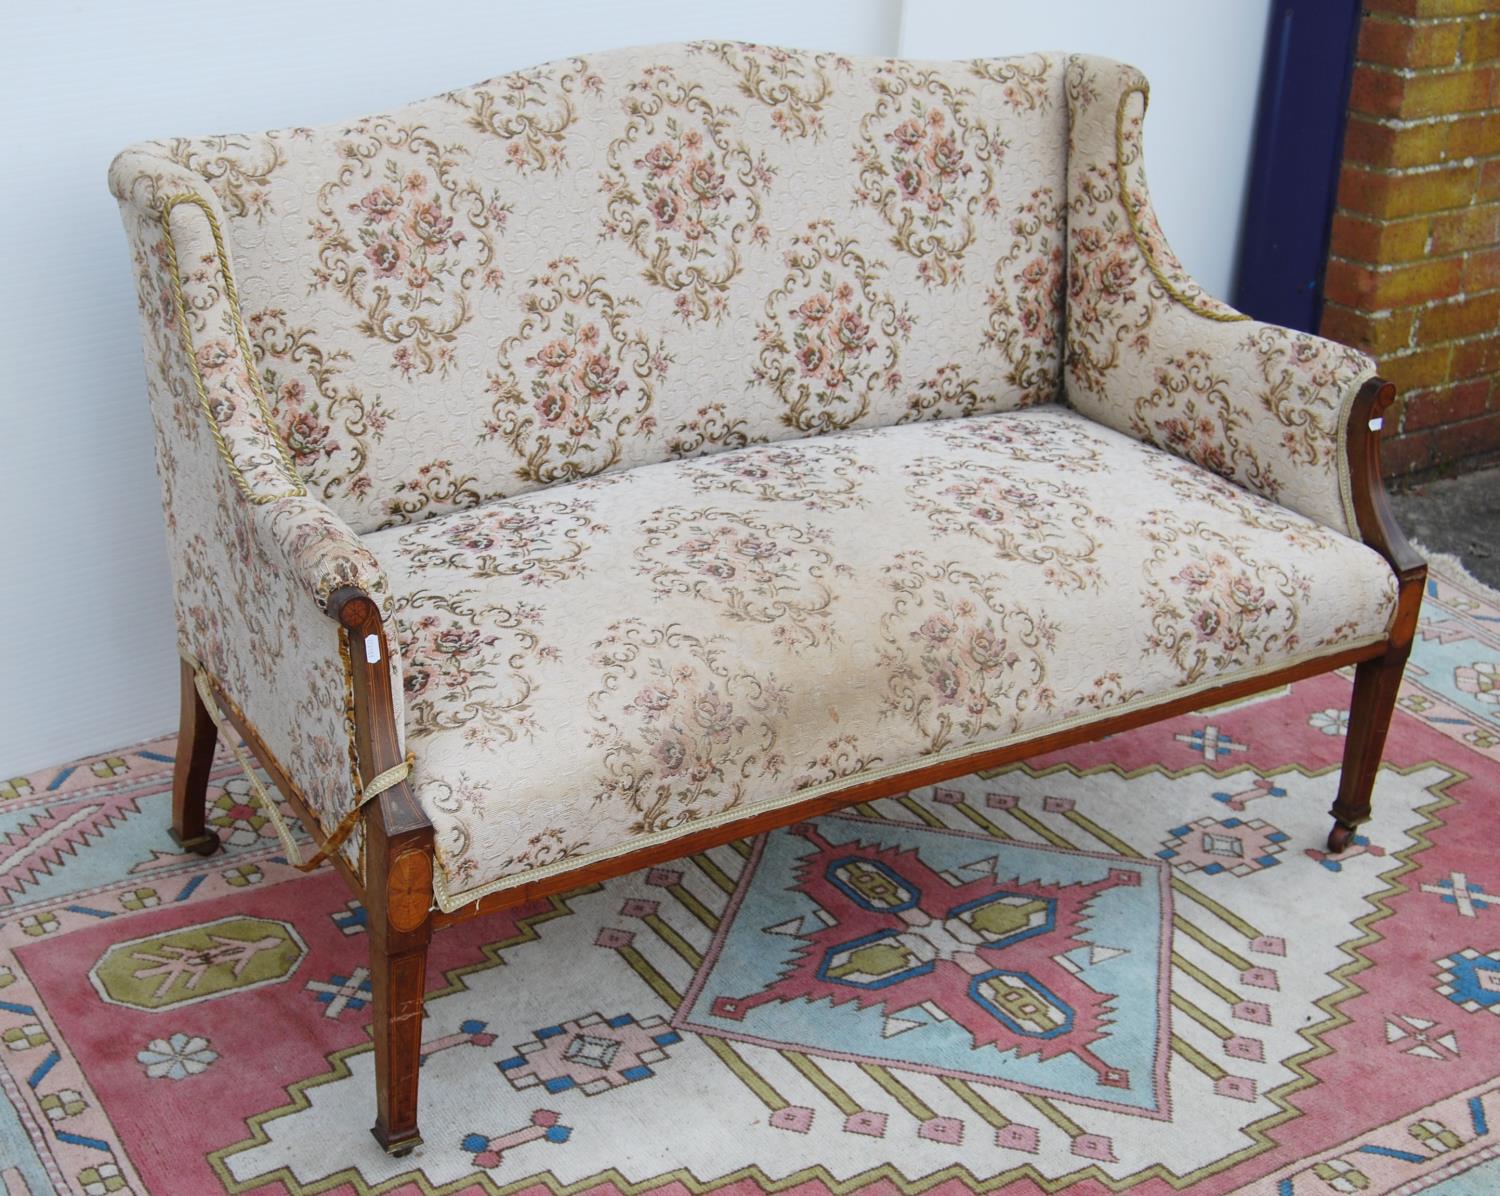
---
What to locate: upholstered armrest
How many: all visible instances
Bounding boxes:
[1062,55,1376,538]
[109,150,392,619]
[111,148,401,872]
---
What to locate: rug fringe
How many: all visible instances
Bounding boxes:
[1411,541,1500,606]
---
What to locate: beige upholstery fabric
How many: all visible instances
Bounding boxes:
[111,44,1395,896]
[111,180,401,870]
[112,44,1070,536]
[363,407,1397,910]
[1062,55,1376,537]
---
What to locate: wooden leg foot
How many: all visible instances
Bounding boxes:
[1328,647,1412,849]
[168,826,222,856]
[1327,821,1356,854]
[172,659,220,853]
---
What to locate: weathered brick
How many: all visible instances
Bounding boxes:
[1445,112,1500,158]
[1482,159,1500,202]
[1430,202,1500,254]
[1379,344,1456,391]
[1350,65,1407,118]
[1360,16,1464,68]
[1329,212,1431,262]
[1462,246,1500,289]
[1402,378,1493,429]
[1400,67,1496,118]
[1380,430,1436,474]
[1321,302,1416,355]
[1416,291,1500,343]
[1453,332,1500,377]
[1367,0,1499,17]
[1462,17,1500,63]
[1337,164,1478,217]
[1324,256,1462,308]
[1431,409,1500,462]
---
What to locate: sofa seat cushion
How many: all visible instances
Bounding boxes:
[363,406,1397,909]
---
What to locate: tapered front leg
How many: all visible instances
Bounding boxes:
[170,659,221,855]
[1328,647,1411,853]
[366,793,434,1156]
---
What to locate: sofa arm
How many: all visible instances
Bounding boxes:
[1062,54,1376,539]
[112,147,402,875]
[111,149,394,619]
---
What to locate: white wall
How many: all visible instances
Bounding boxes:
[0,0,1269,775]
[900,0,1273,299]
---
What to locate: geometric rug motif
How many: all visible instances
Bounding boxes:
[675,817,1171,1116]
[0,557,1497,1195]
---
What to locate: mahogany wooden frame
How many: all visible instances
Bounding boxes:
[171,376,1425,1155]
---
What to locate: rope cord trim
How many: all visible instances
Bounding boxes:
[188,664,411,872]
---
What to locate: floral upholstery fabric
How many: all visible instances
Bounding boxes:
[1062,56,1375,537]
[110,177,403,869]
[112,44,1393,897]
[362,407,1397,910]
[110,44,1069,536]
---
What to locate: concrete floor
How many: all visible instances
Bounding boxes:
[1389,465,1500,589]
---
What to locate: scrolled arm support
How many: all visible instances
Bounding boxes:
[1063,54,1378,540]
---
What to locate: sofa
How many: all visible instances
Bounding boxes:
[109,43,1424,1153]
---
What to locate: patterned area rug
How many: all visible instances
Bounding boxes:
[2,559,1497,1196]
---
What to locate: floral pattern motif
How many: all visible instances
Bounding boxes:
[1141,511,1315,684]
[390,494,605,586]
[903,456,1109,590]
[312,120,509,376]
[394,589,554,750]
[116,46,1077,539]
[854,63,1002,287]
[601,64,775,323]
[753,220,913,432]
[634,508,842,649]
[878,551,1057,753]
[445,58,601,172]
[111,45,1396,908]
[1063,55,1376,535]
[676,441,870,511]
[483,259,672,487]
[689,41,847,139]
[360,408,1396,907]
[984,186,1066,405]
[588,621,791,836]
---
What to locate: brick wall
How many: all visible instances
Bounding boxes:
[1321,1,1499,478]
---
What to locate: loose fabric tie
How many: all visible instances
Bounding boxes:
[188,662,410,871]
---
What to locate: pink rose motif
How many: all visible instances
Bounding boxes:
[795,294,833,325]
[641,142,680,176]
[356,186,401,222]
[926,135,963,179]
[917,614,956,644]
[685,157,725,205]
[896,164,927,201]
[534,390,570,426]
[575,352,619,396]
[651,733,690,776]
[283,412,333,463]
[693,690,740,742]
[405,201,454,249]
[650,190,682,229]
[930,664,966,703]
[834,310,870,351]
[888,118,924,149]
[534,338,575,372]
[634,685,674,714]
[195,340,235,375]
[365,237,406,278]
[797,341,828,377]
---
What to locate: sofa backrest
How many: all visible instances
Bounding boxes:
[112,42,1069,534]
